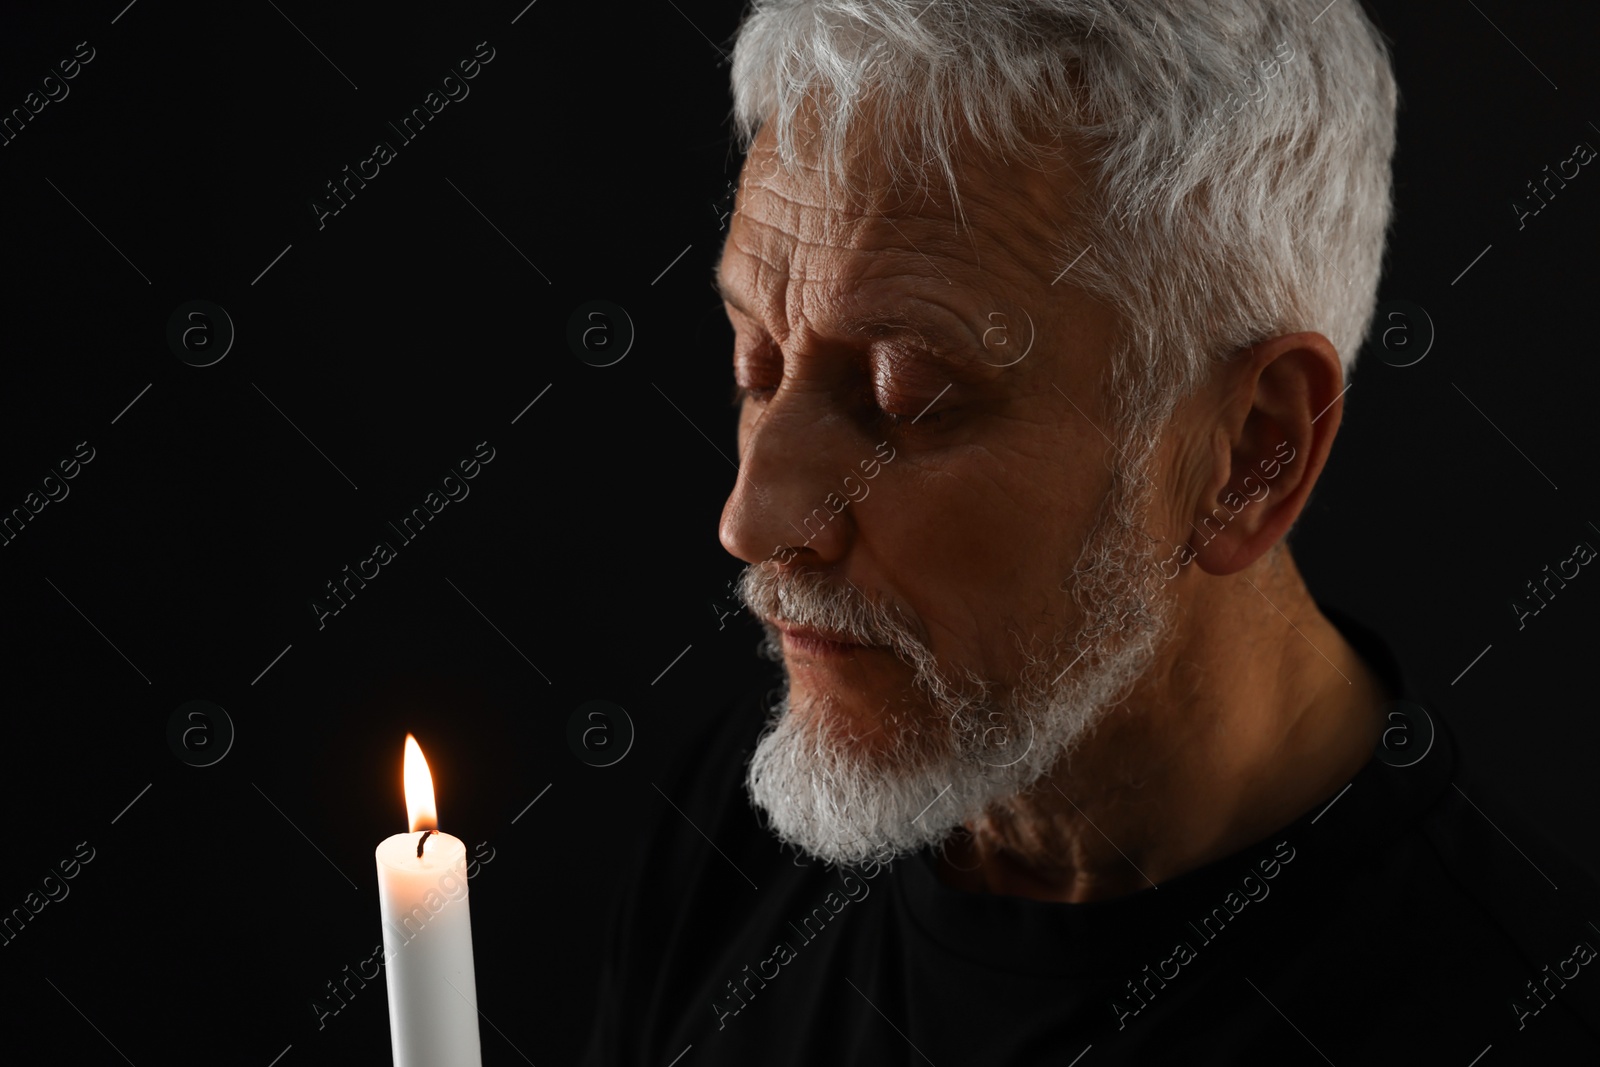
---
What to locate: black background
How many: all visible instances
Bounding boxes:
[0,0,1594,1064]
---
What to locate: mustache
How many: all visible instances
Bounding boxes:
[735,566,993,715]
[734,565,922,652]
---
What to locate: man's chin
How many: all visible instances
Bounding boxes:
[749,785,955,869]
[744,693,1001,868]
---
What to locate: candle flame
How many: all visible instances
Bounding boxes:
[404,733,438,833]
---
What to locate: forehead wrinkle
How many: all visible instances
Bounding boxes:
[748,127,1070,255]
[726,143,1069,374]
[740,139,1019,281]
[725,234,980,352]
[741,123,894,215]
[720,239,863,355]
[723,224,1025,380]
[740,94,1086,265]
[734,191,984,312]
[874,180,1066,296]
[722,192,895,336]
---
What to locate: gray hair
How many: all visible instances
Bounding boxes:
[727,0,1398,439]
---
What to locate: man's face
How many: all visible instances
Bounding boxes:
[717,124,1178,867]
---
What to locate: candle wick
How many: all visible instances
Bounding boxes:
[416,829,434,858]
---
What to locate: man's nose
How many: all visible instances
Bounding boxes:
[719,398,859,569]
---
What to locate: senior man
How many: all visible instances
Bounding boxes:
[584,1,1600,1063]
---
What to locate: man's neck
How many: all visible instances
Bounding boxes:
[934,554,1391,903]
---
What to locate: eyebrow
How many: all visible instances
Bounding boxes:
[713,272,1000,374]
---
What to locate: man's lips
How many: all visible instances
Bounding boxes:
[776,623,877,656]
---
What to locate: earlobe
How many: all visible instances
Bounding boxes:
[1188,485,1272,576]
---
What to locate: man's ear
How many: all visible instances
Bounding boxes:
[1188,332,1345,576]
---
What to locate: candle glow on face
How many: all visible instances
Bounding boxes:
[404,733,439,834]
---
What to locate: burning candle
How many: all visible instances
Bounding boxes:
[374,734,483,1067]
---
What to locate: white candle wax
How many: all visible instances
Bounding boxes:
[375,830,483,1067]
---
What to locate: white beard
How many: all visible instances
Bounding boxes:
[737,448,1175,869]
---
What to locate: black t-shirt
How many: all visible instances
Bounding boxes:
[582,611,1600,1064]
